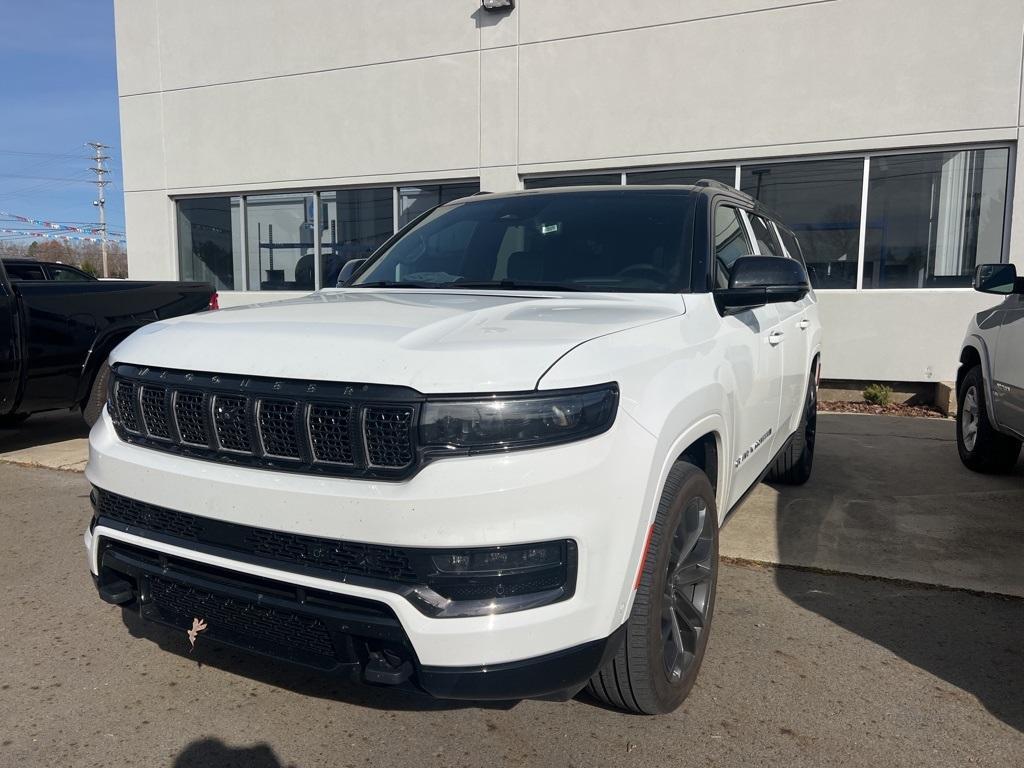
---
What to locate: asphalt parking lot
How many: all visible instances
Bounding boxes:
[1,418,1023,767]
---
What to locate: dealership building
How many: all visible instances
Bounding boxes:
[113,0,1024,388]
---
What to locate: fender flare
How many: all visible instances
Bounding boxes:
[614,411,727,626]
[959,336,999,428]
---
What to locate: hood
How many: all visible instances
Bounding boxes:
[112,289,684,393]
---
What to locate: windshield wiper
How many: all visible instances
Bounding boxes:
[443,279,582,292]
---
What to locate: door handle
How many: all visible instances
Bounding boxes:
[797,318,810,330]
[768,331,784,346]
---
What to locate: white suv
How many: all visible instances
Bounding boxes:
[956,263,1024,473]
[86,183,821,714]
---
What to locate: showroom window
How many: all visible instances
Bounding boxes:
[628,166,735,187]
[741,159,864,289]
[862,148,1009,289]
[523,174,622,189]
[320,188,393,288]
[177,196,243,291]
[398,183,481,228]
[175,180,479,291]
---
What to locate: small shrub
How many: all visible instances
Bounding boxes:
[863,383,893,406]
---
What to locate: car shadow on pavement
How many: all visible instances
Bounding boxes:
[173,738,289,768]
[119,610,519,713]
[770,416,1024,733]
[0,408,88,452]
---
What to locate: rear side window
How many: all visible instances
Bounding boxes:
[776,226,807,267]
[4,263,46,281]
[48,265,93,281]
[712,206,751,289]
[748,214,783,257]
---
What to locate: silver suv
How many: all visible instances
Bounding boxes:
[957,263,1024,473]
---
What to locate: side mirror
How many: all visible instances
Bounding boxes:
[336,258,367,286]
[714,256,810,314]
[973,263,1020,295]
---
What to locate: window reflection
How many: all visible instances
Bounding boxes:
[320,188,393,288]
[742,159,863,289]
[177,196,243,291]
[397,183,480,228]
[246,193,315,291]
[628,167,735,187]
[863,148,1008,288]
[522,174,621,190]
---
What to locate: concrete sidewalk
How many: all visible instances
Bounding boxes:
[721,414,1024,597]
[0,410,89,472]
[3,410,1022,597]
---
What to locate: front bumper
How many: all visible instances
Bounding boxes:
[85,406,657,673]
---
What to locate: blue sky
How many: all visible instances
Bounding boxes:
[0,0,125,240]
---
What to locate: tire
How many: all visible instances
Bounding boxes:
[82,362,111,428]
[956,365,1021,474]
[0,412,30,428]
[767,369,817,485]
[586,462,718,715]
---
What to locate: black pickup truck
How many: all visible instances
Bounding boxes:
[0,258,214,427]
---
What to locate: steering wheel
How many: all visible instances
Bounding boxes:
[615,264,671,284]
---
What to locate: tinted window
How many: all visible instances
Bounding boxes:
[4,263,46,281]
[863,148,1009,288]
[398,182,481,227]
[629,167,735,187]
[776,226,807,268]
[748,214,782,257]
[353,192,692,293]
[742,159,864,289]
[713,207,751,289]
[177,196,243,291]
[523,174,621,189]
[49,265,94,281]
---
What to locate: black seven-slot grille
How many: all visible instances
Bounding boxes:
[110,364,420,480]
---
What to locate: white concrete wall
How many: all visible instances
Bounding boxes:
[114,0,1024,383]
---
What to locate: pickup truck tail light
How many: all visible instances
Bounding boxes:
[208,292,220,311]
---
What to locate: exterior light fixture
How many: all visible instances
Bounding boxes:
[482,0,514,11]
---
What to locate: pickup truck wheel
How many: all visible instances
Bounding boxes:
[0,412,30,428]
[586,462,718,715]
[767,371,817,485]
[956,365,1021,474]
[82,362,111,428]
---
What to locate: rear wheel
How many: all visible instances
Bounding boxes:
[767,370,817,485]
[82,362,111,428]
[586,462,718,714]
[956,365,1021,473]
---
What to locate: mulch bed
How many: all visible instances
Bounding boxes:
[819,401,948,418]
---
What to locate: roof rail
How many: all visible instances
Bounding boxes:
[693,179,735,190]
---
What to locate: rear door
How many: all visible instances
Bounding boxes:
[991,292,1024,436]
[0,262,22,415]
[745,212,808,440]
[713,204,783,508]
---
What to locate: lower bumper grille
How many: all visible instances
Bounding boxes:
[149,576,336,667]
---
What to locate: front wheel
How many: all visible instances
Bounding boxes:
[586,462,718,714]
[956,365,1021,473]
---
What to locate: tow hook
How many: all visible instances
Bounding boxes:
[364,648,413,685]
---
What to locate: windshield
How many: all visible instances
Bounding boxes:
[350,191,694,292]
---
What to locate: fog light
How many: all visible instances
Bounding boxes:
[431,543,561,574]
[425,540,576,606]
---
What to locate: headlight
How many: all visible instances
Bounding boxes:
[419,384,618,453]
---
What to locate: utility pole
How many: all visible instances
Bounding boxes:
[87,141,111,277]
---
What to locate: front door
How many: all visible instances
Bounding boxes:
[991,292,1024,436]
[713,205,784,508]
